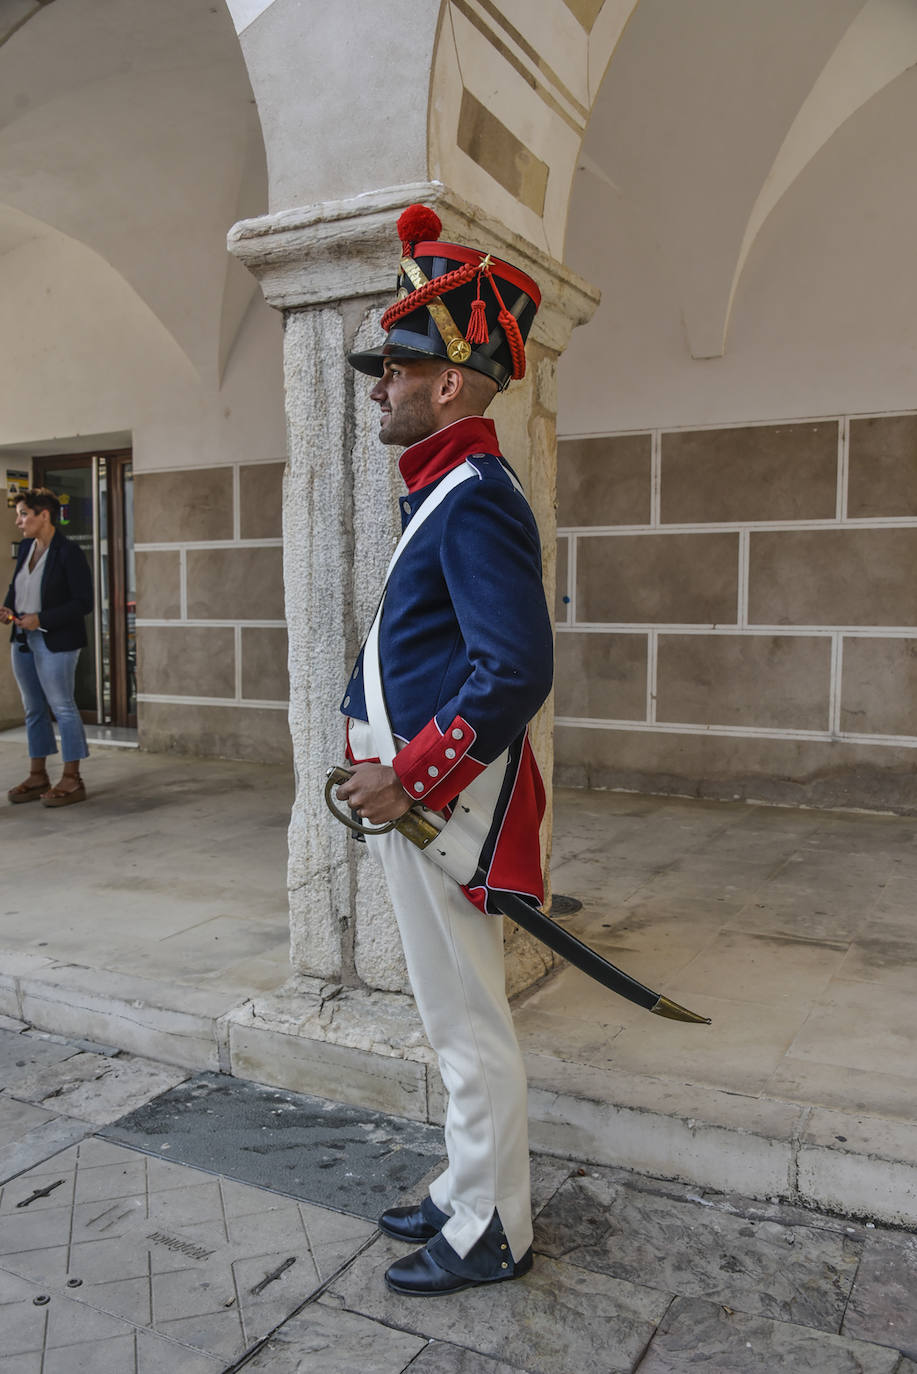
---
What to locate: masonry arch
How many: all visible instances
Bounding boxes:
[0,0,268,388]
[560,0,917,427]
[0,0,287,758]
[555,0,917,812]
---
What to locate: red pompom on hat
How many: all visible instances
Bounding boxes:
[397,204,442,253]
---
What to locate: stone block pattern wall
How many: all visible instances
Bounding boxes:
[555,415,917,812]
[134,460,291,763]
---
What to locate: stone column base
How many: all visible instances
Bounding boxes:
[223,915,556,1125]
[225,975,443,1123]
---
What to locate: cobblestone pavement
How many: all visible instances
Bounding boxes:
[1,1023,917,1373]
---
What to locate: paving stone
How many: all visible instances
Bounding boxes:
[23,1030,124,1058]
[134,1331,225,1372]
[326,1236,669,1374]
[530,1153,576,1217]
[0,1136,375,1363]
[0,1031,78,1089]
[45,1330,224,1374]
[710,1187,873,1240]
[407,1343,535,1373]
[843,1234,917,1358]
[534,1166,862,1330]
[44,1293,141,1349]
[639,1295,902,1373]
[0,1263,224,1374]
[0,1098,91,1183]
[0,1096,63,1149]
[240,1301,427,1373]
[7,1050,189,1126]
[0,1355,42,1374]
[0,1266,48,1358]
[100,1071,445,1219]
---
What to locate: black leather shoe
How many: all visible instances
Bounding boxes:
[384,1221,533,1297]
[378,1195,449,1243]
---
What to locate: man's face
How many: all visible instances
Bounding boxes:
[370,359,442,447]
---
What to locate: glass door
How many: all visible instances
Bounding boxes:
[32,450,135,728]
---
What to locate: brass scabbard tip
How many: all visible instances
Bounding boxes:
[650,995,711,1025]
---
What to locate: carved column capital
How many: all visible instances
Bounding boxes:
[227,180,600,348]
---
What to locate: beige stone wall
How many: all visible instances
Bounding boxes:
[555,412,917,812]
[135,458,290,763]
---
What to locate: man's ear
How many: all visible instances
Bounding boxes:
[435,366,464,404]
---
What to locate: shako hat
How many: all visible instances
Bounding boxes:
[347,205,541,391]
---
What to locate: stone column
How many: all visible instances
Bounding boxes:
[228,183,599,1005]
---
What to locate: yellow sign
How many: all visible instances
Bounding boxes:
[6,470,28,508]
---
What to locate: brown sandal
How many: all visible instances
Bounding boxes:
[8,774,50,804]
[40,777,87,808]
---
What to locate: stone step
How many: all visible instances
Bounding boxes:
[6,956,917,1233]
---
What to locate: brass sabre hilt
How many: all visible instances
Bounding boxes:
[324,766,442,849]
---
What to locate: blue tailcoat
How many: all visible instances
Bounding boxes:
[342,416,553,906]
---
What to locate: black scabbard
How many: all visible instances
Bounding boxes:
[324,766,710,1024]
[479,875,710,1025]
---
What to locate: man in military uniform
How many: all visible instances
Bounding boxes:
[336,205,552,1296]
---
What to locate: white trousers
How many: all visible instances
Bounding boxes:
[352,729,532,1261]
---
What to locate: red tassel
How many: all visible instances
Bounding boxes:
[466,297,490,345]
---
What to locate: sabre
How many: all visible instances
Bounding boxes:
[324,766,710,1025]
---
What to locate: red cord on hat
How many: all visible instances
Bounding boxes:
[488,272,527,380]
[380,260,479,332]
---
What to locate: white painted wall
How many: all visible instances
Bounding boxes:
[0,0,265,387]
[0,229,285,472]
[560,44,917,434]
[237,0,440,212]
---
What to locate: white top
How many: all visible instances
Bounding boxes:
[13,543,49,615]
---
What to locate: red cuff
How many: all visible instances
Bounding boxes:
[393,714,485,810]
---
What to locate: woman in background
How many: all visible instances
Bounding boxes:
[2,487,93,806]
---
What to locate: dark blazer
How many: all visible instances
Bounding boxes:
[4,530,93,652]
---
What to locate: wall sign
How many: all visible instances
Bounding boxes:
[6,470,28,508]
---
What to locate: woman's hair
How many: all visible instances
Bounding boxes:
[16,487,61,526]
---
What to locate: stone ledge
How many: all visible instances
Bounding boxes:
[4,955,235,1073]
[7,955,917,1228]
[525,1054,917,1229]
[526,1054,800,1201]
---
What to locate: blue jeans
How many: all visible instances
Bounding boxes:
[10,632,89,763]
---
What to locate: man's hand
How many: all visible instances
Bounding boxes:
[336,762,412,825]
[17,613,39,631]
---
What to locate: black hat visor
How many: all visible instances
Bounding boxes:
[346,342,439,378]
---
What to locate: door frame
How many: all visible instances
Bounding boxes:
[32,449,135,728]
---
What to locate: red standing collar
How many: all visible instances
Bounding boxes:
[398,417,501,494]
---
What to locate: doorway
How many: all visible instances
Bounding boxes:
[32,450,136,728]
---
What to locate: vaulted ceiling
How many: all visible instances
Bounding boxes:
[576,0,917,358]
[0,0,266,385]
